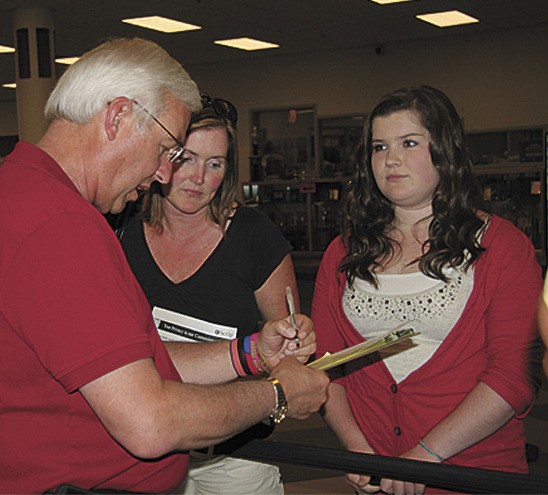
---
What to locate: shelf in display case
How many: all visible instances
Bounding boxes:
[242,155,547,268]
[242,177,350,254]
[473,161,546,266]
[473,161,544,176]
[467,127,546,268]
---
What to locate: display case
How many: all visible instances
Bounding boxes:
[467,128,546,267]
[242,177,349,256]
[319,114,365,177]
[245,119,546,269]
[245,112,363,268]
[249,105,319,181]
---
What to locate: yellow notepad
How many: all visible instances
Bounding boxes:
[308,324,418,371]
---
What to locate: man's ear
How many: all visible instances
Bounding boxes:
[105,97,133,141]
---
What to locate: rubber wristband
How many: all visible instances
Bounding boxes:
[249,332,270,374]
[237,336,252,375]
[243,335,252,354]
[230,339,247,377]
[419,439,445,462]
[245,336,262,374]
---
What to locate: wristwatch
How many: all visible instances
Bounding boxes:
[266,377,288,424]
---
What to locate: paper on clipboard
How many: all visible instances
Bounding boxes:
[308,323,419,371]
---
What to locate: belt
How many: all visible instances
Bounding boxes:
[190,421,275,459]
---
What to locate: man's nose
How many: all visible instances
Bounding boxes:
[154,159,174,184]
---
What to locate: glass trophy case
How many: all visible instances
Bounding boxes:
[245,117,547,270]
[467,128,546,267]
[249,105,318,181]
[244,111,360,256]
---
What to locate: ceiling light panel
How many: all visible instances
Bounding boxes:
[416,10,479,28]
[122,16,201,33]
[55,57,80,65]
[369,0,414,4]
[214,38,279,51]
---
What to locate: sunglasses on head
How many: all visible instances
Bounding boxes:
[200,93,238,127]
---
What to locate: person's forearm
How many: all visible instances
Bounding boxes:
[82,354,327,460]
[160,378,274,451]
[81,358,274,459]
[165,340,238,384]
[417,381,514,461]
[256,254,300,320]
[322,382,380,494]
[165,310,314,383]
[379,382,516,495]
[322,382,374,453]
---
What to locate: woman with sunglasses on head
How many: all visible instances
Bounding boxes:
[118,95,294,495]
[312,86,543,494]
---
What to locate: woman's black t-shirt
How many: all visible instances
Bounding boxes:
[121,205,292,337]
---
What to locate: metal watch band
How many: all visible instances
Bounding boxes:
[266,377,288,424]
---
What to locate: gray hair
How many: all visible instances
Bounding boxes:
[44,38,201,124]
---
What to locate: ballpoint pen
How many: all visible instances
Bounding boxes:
[285,286,301,346]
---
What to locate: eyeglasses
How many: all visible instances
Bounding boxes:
[132,100,185,163]
[200,93,238,127]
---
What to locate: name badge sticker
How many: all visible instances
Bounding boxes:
[152,306,237,342]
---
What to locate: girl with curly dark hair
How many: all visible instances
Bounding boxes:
[313,86,542,494]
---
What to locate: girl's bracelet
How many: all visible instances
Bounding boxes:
[419,439,445,462]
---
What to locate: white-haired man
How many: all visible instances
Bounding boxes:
[0,38,328,494]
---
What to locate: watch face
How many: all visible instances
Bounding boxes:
[272,403,288,424]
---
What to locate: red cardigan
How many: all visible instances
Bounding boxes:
[312,215,542,473]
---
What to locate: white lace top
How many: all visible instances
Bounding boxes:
[343,265,474,383]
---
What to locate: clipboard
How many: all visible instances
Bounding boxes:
[308,323,419,371]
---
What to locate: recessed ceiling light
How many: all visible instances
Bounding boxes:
[369,0,414,4]
[416,10,479,28]
[0,45,15,54]
[2,83,16,89]
[214,37,279,51]
[122,16,201,33]
[55,57,80,65]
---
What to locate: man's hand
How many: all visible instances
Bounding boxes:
[258,313,315,368]
[269,356,329,420]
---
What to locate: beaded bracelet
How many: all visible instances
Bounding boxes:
[419,439,445,462]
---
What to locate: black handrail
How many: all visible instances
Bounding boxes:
[233,440,548,494]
